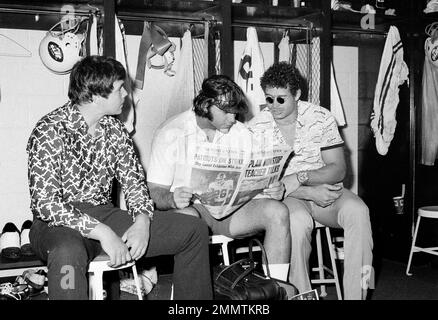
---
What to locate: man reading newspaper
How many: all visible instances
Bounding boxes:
[147,75,293,285]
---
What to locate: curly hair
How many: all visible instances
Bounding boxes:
[193,74,248,120]
[260,61,303,97]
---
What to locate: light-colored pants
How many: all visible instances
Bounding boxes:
[284,189,373,300]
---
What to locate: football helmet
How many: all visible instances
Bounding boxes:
[39,18,85,74]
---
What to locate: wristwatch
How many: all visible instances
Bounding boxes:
[296,171,309,186]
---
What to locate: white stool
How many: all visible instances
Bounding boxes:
[209,235,234,265]
[88,253,143,300]
[311,222,343,300]
[406,206,438,276]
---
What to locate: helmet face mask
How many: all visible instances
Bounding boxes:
[39,18,85,74]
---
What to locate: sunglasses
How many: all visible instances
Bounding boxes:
[265,96,286,104]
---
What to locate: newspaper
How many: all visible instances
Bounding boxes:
[290,289,319,300]
[187,142,293,220]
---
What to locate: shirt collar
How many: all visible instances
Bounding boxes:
[66,102,108,138]
[66,102,88,133]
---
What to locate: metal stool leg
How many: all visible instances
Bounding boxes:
[406,216,422,276]
[131,264,143,300]
[221,242,231,265]
[89,270,104,300]
[325,227,342,300]
[315,228,327,297]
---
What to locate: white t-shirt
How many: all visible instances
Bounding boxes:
[247,100,344,176]
[147,109,252,190]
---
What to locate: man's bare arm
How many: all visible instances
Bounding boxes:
[148,182,176,210]
[148,182,194,210]
[283,145,346,197]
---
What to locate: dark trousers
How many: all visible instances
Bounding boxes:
[30,203,212,300]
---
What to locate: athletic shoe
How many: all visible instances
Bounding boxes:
[0,282,29,300]
[23,269,46,293]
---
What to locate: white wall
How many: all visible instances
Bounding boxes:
[0,28,70,231]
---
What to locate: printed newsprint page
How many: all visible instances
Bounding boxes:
[187,143,293,220]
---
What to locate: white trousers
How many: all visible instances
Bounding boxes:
[284,188,373,300]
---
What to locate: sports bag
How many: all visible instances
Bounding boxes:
[213,238,297,300]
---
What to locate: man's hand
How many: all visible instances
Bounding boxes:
[173,186,193,209]
[283,173,301,196]
[90,223,132,268]
[122,214,150,261]
[307,184,343,207]
[263,181,286,200]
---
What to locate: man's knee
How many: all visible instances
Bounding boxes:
[176,207,201,218]
[289,209,313,239]
[178,214,209,241]
[47,238,88,269]
[262,199,290,228]
[341,198,370,228]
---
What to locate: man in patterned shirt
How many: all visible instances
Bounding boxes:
[26,55,212,300]
[248,62,373,300]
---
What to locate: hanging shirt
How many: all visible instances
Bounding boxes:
[421,38,438,165]
[26,102,154,237]
[370,25,409,156]
[278,34,291,63]
[236,27,266,120]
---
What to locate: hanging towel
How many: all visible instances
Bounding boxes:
[370,26,409,156]
[215,39,221,75]
[193,22,210,95]
[330,62,346,127]
[278,34,290,62]
[114,15,135,133]
[236,27,265,120]
[88,14,98,55]
[421,38,438,165]
[165,30,195,120]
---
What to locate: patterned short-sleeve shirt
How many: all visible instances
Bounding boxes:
[26,102,154,237]
[248,100,344,176]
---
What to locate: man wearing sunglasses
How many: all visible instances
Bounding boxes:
[147,74,293,288]
[248,62,373,300]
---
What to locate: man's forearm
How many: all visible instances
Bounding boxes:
[149,187,176,211]
[304,163,345,186]
[286,186,313,201]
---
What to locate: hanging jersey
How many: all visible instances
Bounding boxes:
[236,27,266,120]
[421,41,438,165]
[370,25,409,156]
